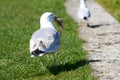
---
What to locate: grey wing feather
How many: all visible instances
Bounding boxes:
[30,28,60,53]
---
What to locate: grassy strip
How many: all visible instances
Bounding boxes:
[0,0,94,80]
[97,0,120,22]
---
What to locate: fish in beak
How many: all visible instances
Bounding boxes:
[54,16,64,34]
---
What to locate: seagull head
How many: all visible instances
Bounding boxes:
[40,12,63,30]
[40,12,55,22]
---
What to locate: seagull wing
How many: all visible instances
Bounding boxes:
[30,28,60,53]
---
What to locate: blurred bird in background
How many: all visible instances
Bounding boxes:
[78,0,91,27]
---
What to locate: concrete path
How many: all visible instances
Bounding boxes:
[65,0,120,80]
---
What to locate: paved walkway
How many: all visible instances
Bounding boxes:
[65,0,120,80]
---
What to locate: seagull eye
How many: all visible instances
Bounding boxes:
[50,14,54,17]
[48,14,54,21]
[50,14,54,19]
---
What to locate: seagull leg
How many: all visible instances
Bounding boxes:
[87,20,90,27]
[53,54,56,65]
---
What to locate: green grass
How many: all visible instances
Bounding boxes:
[0,0,94,80]
[97,0,120,22]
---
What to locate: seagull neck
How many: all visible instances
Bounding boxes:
[40,21,55,30]
[80,0,87,8]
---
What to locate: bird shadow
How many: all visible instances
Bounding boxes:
[47,59,101,75]
[89,24,103,28]
[89,24,110,28]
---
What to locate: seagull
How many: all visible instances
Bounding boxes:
[78,0,91,27]
[29,12,63,65]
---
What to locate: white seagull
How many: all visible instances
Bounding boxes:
[30,12,63,64]
[78,0,91,27]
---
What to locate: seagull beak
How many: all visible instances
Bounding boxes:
[54,16,64,34]
[54,16,64,29]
